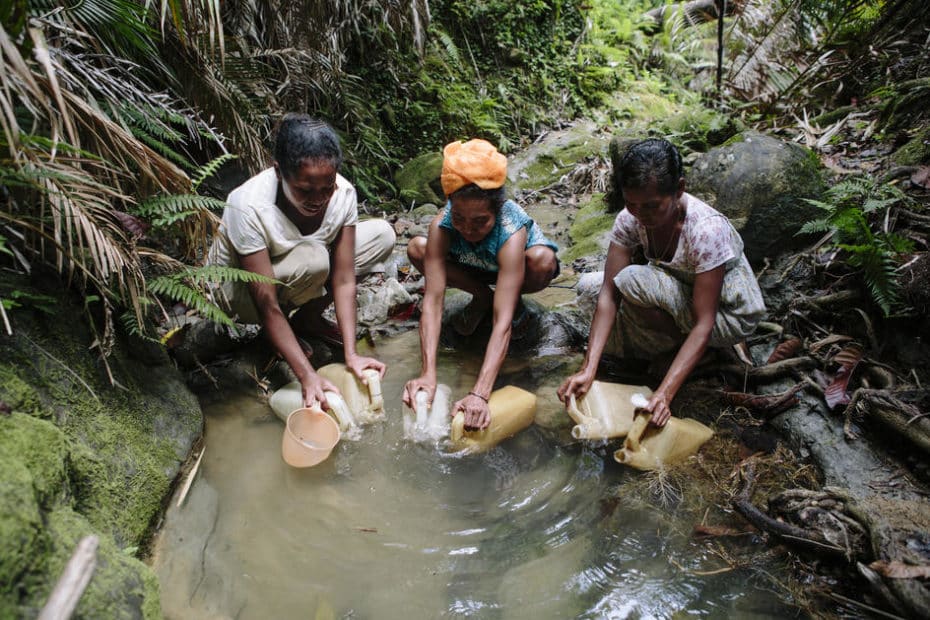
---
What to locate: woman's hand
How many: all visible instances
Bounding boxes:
[453,392,491,431]
[345,353,386,382]
[300,373,340,410]
[557,367,596,406]
[402,375,436,409]
[642,391,672,427]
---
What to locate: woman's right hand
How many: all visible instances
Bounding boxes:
[301,373,340,410]
[402,375,436,409]
[557,367,596,406]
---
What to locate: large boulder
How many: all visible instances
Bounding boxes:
[394,152,444,206]
[0,270,203,617]
[688,131,825,264]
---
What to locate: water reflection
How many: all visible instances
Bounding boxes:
[152,330,793,619]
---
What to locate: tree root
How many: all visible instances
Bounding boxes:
[842,388,930,453]
[733,461,854,561]
[734,461,930,617]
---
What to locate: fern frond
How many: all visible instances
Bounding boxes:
[147,275,235,327]
[797,218,833,235]
[134,194,227,219]
[191,153,237,191]
[179,265,278,286]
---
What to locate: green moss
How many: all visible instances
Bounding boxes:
[0,448,45,606]
[660,107,743,152]
[68,406,178,547]
[563,194,615,263]
[0,271,200,615]
[0,413,70,509]
[394,152,444,206]
[893,125,930,165]
[0,365,47,418]
[40,508,161,620]
[518,140,607,189]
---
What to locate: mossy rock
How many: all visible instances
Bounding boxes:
[0,270,202,616]
[893,125,930,165]
[0,413,70,509]
[688,131,825,264]
[660,108,744,153]
[24,508,161,620]
[0,447,45,611]
[394,152,444,206]
[562,194,614,263]
[508,121,609,191]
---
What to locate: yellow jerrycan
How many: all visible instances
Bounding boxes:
[268,363,383,434]
[614,410,714,471]
[449,386,536,454]
[567,381,654,440]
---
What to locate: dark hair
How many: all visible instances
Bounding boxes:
[449,183,507,214]
[617,138,683,195]
[274,113,343,179]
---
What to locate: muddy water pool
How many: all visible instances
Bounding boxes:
[152,330,795,619]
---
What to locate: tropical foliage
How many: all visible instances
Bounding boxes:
[798,177,914,315]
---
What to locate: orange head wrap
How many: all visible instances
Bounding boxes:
[440,139,507,197]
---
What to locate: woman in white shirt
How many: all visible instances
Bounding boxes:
[208,114,393,408]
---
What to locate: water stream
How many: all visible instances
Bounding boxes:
[152,330,795,619]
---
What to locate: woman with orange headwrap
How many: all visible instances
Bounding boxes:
[402,139,559,430]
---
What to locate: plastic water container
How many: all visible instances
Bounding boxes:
[269,363,383,433]
[449,385,536,454]
[281,407,341,467]
[404,384,452,442]
[567,381,654,440]
[613,410,714,471]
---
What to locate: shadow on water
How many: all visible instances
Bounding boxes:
[152,330,797,619]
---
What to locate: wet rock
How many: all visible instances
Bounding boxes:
[411,203,440,219]
[440,294,585,359]
[172,319,260,369]
[688,131,825,264]
[358,277,414,326]
[394,152,444,206]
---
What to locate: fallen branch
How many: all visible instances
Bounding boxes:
[38,535,99,620]
[732,461,850,561]
[842,388,930,453]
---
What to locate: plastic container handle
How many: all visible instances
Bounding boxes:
[625,411,651,451]
[414,389,430,428]
[363,369,383,411]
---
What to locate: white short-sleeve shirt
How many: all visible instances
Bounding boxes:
[208,167,358,266]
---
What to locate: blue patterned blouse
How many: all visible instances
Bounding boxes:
[438,199,558,272]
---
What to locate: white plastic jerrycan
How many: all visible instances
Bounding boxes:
[613,403,714,471]
[567,381,654,440]
[269,363,383,434]
[403,384,452,443]
[449,386,536,454]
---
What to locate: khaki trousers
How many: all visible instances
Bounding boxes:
[220,219,395,324]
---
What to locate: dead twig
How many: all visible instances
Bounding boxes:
[38,535,99,620]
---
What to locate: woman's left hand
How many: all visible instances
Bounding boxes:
[643,391,673,427]
[345,353,386,381]
[453,393,491,431]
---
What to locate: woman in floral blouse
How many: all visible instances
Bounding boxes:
[558,138,765,427]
